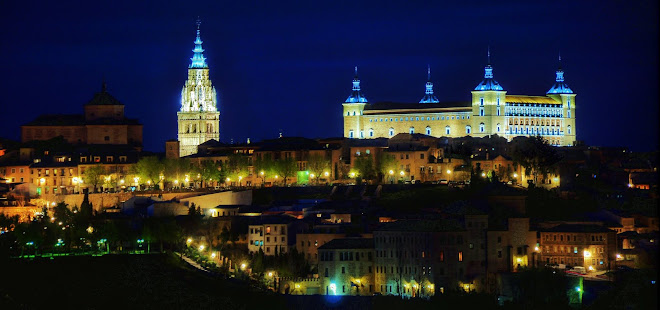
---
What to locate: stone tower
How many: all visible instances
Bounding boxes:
[177,20,220,157]
[471,49,506,138]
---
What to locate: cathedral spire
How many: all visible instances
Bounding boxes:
[474,47,504,91]
[420,65,439,103]
[346,66,367,103]
[190,18,208,69]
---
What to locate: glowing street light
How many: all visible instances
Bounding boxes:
[324,171,329,177]
[349,172,356,178]
[240,263,247,270]
[446,170,452,174]
[199,245,205,251]
[481,172,486,177]
[513,173,518,178]
[310,173,315,178]
[389,170,394,175]
[211,252,216,258]
[186,238,193,245]
[400,171,405,176]
[583,250,591,258]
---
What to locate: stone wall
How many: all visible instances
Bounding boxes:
[0,206,42,222]
[32,192,194,212]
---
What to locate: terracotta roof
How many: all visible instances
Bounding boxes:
[505,95,560,104]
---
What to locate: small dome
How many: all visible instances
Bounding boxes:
[345,66,368,103]
[474,64,504,91]
[85,83,123,106]
[547,69,573,94]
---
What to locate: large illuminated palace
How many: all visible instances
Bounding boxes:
[342,57,577,146]
[177,21,220,157]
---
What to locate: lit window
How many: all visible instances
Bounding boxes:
[349,130,354,138]
[369,129,374,137]
[480,107,484,116]
[496,123,501,132]
[426,126,431,135]
[466,125,471,134]
[389,128,394,137]
[458,251,463,262]
[409,127,415,134]
[479,123,485,133]
[445,126,450,135]
[480,98,484,106]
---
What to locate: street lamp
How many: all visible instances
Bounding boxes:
[240,263,247,270]
[186,238,193,245]
[199,245,205,251]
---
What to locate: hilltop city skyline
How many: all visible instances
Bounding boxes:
[0,1,657,152]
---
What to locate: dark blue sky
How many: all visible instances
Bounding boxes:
[1,1,658,152]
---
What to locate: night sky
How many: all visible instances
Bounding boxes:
[1,1,657,152]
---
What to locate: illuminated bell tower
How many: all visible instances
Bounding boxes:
[177,20,220,157]
[471,49,506,138]
[342,66,368,139]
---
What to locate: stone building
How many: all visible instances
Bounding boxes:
[21,83,142,147]
[538,224,617,271]
[318,238,375,296]
[342,56,576,146]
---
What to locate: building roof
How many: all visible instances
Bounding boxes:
[420,66,440,103]
[547,66,574,94]
[505,95,560,105]
[474,63,504,91]
[85,83,123,106]
[375,219,464,232]
[364,101,471,112]
[318,238,374,250]
[345,66,368,103]
[24,114,86,126]
[23,114,140,126]
[541,224,615,233]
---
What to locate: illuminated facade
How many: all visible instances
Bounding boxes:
[177,21,220,157]
[342,58,577,146]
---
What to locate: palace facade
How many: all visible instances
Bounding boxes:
[177,21,220,157]
[342,60,577,146]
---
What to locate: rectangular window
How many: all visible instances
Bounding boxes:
[458,251,463,262]
[342,267,345,274]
